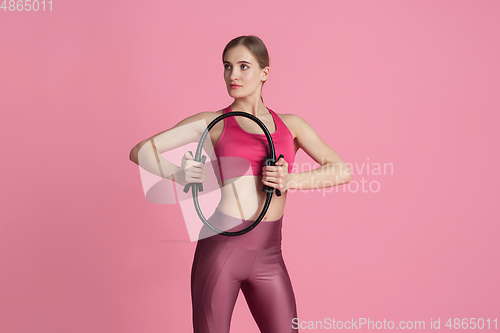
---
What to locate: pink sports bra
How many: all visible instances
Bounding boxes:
[210,105,295,184]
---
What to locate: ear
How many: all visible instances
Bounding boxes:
[262,66,270,82]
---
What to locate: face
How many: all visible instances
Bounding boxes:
[223,45,269,100]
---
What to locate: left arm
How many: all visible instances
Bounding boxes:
[261,114,352,192]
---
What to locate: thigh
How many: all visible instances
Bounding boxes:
[241,248,298,333]
[191,239,255,333]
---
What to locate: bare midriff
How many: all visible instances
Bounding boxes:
[217,176,288,221]
[206,110,292,222]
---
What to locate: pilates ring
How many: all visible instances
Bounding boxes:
[182,111,284,236]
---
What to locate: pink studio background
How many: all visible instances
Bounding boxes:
[1,1,499,332]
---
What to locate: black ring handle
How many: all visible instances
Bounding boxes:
[182,111,283,236]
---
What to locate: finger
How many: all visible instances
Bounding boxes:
[196,166,206,175]
[195,163,206,173]
[263,178,283,190]
[264,176,279,183]
[264,164,281,171]
[186,160,205,169]
[261,179,275,188]
[188,170,204,180]
[189,176,204,183]
[192,174,205,182]
[188,166,205,175]
[278,159,288,166]
[187,161,203,168]
[265,171,278,178]
[271,167,284,175]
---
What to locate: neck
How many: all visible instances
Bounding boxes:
[231,96,268,116]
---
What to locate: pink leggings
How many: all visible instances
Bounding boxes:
[191,209,298,333]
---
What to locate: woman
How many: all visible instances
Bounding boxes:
[129,35,352,333]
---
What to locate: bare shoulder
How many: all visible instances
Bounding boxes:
[177,109,223,126]
[198,109,224,123]
[208,109,224,118]
[273,112,307,139]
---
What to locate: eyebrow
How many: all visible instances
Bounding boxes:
[223,60,252,65]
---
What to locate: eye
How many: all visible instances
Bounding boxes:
[224,64,249,70]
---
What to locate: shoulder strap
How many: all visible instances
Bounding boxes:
[223,106,238,127]
[268,108,282,129]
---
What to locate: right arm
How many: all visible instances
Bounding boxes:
[129,112,210,185]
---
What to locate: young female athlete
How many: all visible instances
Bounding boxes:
[129,35,352,333]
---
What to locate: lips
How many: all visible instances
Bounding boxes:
[230,84,241,88]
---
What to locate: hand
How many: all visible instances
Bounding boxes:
[179,151,206,186]
[261,157,290,194]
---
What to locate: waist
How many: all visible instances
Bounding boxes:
[198,208,284,250]
[217,177,287,216]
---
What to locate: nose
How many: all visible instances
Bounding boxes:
[229,68,239,81]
